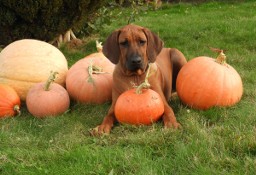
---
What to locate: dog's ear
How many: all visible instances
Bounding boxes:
[103,30,121,64]
[143,28,163,63]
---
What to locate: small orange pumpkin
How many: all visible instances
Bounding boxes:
[66,41,114,104]
[0,84,21,118]
[26,72,70,118]
[114,64,164,125]
[115,89,164,125]
[176,49,243,110]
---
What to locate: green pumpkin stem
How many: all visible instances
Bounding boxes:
[96,40,103,52]
[135,63,152,94]
[87,59,109,83]
[210,47,227,65]
[44,71,58,91]
[215,50,227,65]
[13,105,21,116]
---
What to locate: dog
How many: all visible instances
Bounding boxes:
[93,24,187,135]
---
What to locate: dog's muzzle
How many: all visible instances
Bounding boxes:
[126,55,144,73]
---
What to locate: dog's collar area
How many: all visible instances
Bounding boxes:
[135,63,149,76]
[144,63,150,74]
[130,63,154,86]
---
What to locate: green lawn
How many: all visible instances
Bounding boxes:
[1,1,256,174]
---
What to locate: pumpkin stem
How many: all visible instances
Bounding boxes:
[87,59,109,83]
[44,71,58,91]
[96,40,103,52]
[210,47,227,65]
[13,105,21,116]
[135,63,152,94]
[215,50,227,65]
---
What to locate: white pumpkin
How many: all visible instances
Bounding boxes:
[0,39,68,101]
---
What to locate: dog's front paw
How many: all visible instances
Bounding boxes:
[164,120,182,129]
[89,124,112,136]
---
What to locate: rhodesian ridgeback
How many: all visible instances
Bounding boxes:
[93,24,187,135]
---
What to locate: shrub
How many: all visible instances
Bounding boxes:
[0,0,107,46]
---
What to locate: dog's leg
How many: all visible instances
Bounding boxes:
[91,104,116,135]
[160,48,186,128]
[98,113,115,134]
[162,104,180,129]
[170,48,187,91]
[151,83,181,129]
[161,97,181,129]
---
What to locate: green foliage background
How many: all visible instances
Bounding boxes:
[0,0,107,46]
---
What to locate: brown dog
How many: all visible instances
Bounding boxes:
[93,24,187,135]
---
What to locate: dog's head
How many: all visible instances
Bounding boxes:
[103,24,163,76]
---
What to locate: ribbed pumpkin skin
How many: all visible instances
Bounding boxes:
[66,52,114,104]
[26,82,70,118]
[0,39,68,101]
[176,56,243,110]
[0,84,21,118]
[115,89,164,125]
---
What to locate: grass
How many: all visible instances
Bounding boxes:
[1,1,256,174]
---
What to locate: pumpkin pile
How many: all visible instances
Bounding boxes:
[176,48,243,110]
[0,38,244,121]
[115,64,164,125]
[0,39,115,118]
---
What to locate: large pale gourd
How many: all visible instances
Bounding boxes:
[0,39,68,101]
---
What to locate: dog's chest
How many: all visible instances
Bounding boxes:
[113,64,158,93]
[128,75,146,89]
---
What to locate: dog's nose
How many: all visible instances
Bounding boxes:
[131,56,142,65]
[126,55,143,72]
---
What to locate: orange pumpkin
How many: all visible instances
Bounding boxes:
[115,88,164,125]
[0,84,21,118]
[176,49,243,110]
[26,72,70,118]
[114,64,164,125]
[66,41,114,104]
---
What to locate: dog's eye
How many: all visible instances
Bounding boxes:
[120,40,129,47]
[139,40,146,46]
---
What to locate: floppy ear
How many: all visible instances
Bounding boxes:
[143,28,163,63]
[103,30,121,64]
